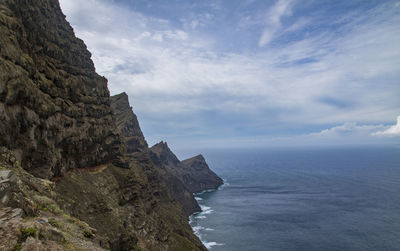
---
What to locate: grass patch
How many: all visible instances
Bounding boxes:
[11,227,37,251]
[33,195,63,215]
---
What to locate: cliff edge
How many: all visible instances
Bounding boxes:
[181,154,224,193]
[149,141,223,208]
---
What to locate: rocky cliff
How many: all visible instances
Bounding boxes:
[148,141,201,216]
[110,92,147,155]
[0,0,127,178]
[181,154,224,193]
[0,0,222,250]
[149,141,223,203]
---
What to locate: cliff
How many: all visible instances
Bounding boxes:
[181,154,224,193]
[148,141,201,216]
[149,141,223,200]
[110,92,148,154]
[0,0,127,179]
[0,0,221,250]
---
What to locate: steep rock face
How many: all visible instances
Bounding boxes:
[106,93,205,249]
[110,92,147,154]
[110,94,200,216]
[149,141,223,210]
[181,154,224,193]
[149,141,201,216]
[0,0,126,178]
[150,142,223,193]
[150,141,180,166]
[54,163,207,251]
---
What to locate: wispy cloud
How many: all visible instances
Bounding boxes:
[285,17,311,32]
[258,0,293,47]
[59,0,400,147]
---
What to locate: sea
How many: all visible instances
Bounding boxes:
[187,146,400,251]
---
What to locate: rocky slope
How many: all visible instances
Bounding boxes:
[0,147,105,250]
[0,0,222,250]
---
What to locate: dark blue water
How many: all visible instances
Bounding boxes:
[188,147,400,251]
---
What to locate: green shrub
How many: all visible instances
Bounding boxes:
[12,227,37,250]
[48,218,61,228]
[20,227,37,240]
[83,230,93,238]
[11,243,22,251]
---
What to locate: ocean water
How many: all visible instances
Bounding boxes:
[188,146,400,251]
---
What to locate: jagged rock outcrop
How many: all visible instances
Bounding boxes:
[0,0,127,178]
[110,92,147,154]
[110,94,201,217]
[181,154,224,193]
[150,142,223,193]
[150,141,181,167]
[149,141,223,207]
[148,141,202,216]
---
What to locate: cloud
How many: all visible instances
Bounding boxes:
[261,122,395,147]
[258,0,293,47]
[373,116,400,137]
[59,0,400,147]
[309,122,385,138]
[285,17,311,32]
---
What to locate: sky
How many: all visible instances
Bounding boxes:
[59,0,400,150]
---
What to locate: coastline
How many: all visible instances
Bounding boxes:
[189,180,229,249]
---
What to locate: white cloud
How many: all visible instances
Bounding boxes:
[261,122,395,147]
[309,122,385,138]
[59,0,400,146]
[373,116,400,137]
[258,0,293,47]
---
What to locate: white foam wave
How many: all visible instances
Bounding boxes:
[188,215,194,225]
[218,179,230,190]
[204,241,224,249]
[192,225,204,234]
[195,189,216,195]
[189,189,223,249]
[200,205,214,215]
[192,225,224,249]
